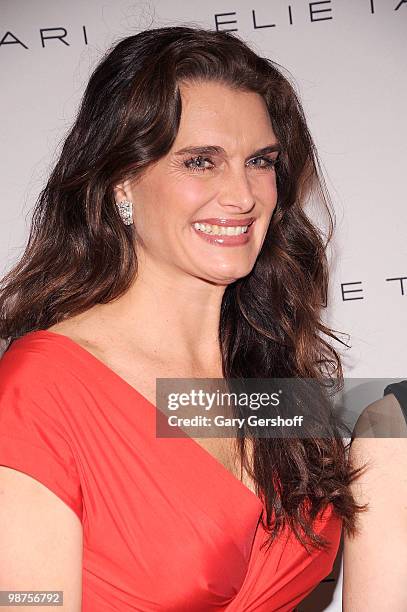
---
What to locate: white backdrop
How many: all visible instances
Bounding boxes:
[1,1,406,609]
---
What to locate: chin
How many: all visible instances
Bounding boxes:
[201,267,253,285]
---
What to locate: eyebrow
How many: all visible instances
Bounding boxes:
[173,143,281,161]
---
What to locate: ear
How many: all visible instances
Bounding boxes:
[113,179,132,203]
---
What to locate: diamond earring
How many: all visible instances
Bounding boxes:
[116,200,133,225]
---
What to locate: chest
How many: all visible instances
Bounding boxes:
[74,374,340,612]
[98,353,257,493]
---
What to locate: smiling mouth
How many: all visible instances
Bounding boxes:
[191,218,255,236]
[191,218,256,247]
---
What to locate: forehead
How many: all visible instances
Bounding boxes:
[176,80,276,145]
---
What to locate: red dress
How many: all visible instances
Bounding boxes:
[0,331,341,611]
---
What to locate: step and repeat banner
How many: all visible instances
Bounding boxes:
[1,1,406,609]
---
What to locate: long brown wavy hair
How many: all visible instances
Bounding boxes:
[0,25,365,550]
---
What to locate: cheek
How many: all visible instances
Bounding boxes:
[134,176,211,242]
[133,178,172,224]
[170,177,214,214]
[257,174,278,210]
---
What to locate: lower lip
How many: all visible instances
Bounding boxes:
[192,223,254,247]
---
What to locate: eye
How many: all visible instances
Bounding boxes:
[183,154,279,173]
[183,156,214,172]
[247,156,278,170]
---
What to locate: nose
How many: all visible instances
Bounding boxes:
[217,165,255,213]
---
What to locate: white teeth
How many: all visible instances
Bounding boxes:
[193,222,249,236]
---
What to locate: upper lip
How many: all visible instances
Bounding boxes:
[192,217,255,227]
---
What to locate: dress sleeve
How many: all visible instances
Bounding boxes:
[0,349,83,522]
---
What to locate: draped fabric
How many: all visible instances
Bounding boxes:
[0,331,341,611]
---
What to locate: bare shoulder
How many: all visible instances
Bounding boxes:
[343,396,407,610]
[46,306,112,359]
[0,466,82,609]
[352,392,407,438]
[349,392,407,487]
[46,309,156,399]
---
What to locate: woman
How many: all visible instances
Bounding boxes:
[0,26,363,611]
[343,380,407,610]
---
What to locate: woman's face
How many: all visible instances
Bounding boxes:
[118,80,279,285]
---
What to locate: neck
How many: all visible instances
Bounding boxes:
[100,254,227,374]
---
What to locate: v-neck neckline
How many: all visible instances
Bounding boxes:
[26,329,264,511]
